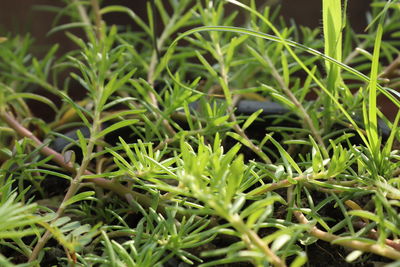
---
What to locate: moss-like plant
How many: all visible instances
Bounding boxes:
[0,0,400,266]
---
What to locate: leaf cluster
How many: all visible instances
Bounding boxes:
[0,0,400,266]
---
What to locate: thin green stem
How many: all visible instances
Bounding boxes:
[28,108,102,261]
[0,109,183,222]
[264,54,328,158]
[215,36,272,164]
[145,2,182,137]
[229,213,286,267]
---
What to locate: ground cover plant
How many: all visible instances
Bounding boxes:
[0,0,400,266]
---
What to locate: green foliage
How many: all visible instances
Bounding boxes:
[0,0,400,266]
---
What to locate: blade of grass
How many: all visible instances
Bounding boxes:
[365,17,384,160]
[322,0,343,126]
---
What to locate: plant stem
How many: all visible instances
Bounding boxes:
[287,187,400,260]
[295,209,400,260]
[72,0,91,28]
[249,172,329,196]
[28,105,103,261]
[207,198,285,266]
[264,55,328,158]
[215,40,272,164]
[0,111,169,258]
[145,3,193,138]
[229,213,286,267]
[353,221,400,251]
[90,0,103,41]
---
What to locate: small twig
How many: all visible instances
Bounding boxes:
[295,209,400,259]
[30,103,106,261]
[90,0,103,41]
[379,54,400,79]
[250,173,329,196]
[149,0,161,62]
[286,186,400,260]
[343,41,368,65]
[0,111,158,207]
[71,0,91,28]
[389,79,400,89]
[353,221,400,252]
[0,111,170,259]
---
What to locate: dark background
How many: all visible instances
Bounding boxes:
[0,0,396,120]
[0,0,370,53]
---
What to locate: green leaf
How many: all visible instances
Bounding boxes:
[241,194,286,223]
[271,234,291,252]
[99,69,137,109]
[100,5,151,35]
[59,91,91,127]
[95,119,139,139]
[366,19,384,159]
[112,240,136,267]
[226,132,271,163]
[62,191,95,208]
[310,136,324,173]
[154,0,170,26]
[100,109,146,123]
[47,22,90,36]
[0,194,43,238]
[76,129,88,158]
[266,134,302,175]
[0,229,41,239]
[226,35,248,65]
[52,216,71,227]
[323,0,343,68]
[242,109,263,131]
[195,50,218,78]
[101,230,117,267]
[281,52,289,88]
[346,250,363,263]
[226,154,244,201]
[290,252,308,267]
[6,93,57,112]
[27,169,72,180]
[143,155,177,178]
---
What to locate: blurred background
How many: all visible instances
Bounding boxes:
[0,0,396,120]
[0,0,370,54]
